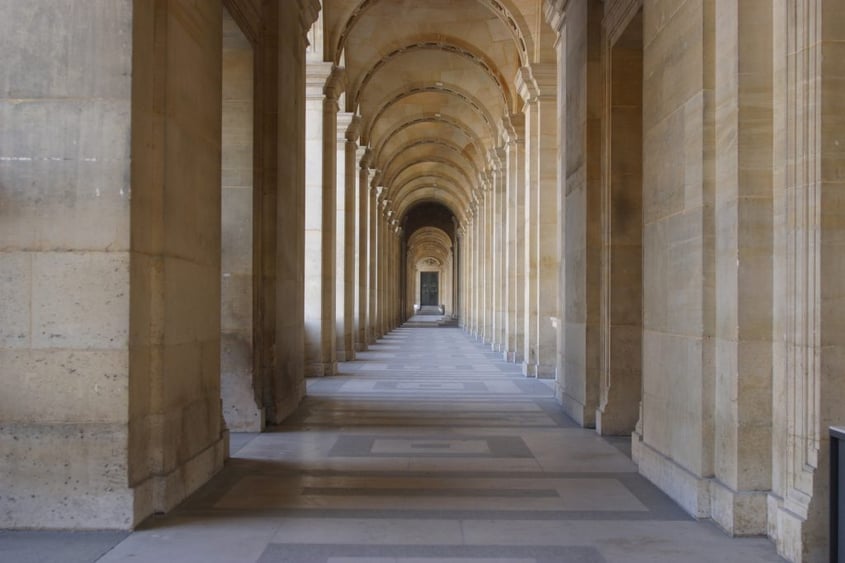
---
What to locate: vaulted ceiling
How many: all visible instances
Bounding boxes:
[320,0,550,225]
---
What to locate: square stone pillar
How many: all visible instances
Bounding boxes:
[335,111,357,362]
[769,1,845,560]
[504,115,526,363]
[471,200,482,338]
[518,63,559,378]
[303,64,341,377]
[269,0,318,423]
[367,183,380,343]
[709,0,773,536]
[355,151,371,351]
[491,148,507,352]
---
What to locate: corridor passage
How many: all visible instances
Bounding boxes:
[92,323,782,562]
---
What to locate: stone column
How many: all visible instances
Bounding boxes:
[379,203,389,336]
[355,151,371,351]
[482,180,493,343]
[392,223,400,327]
[770,2,845,559]
[491,148,506,352]
[504,115,526,362]
[335,111,356,362]
[387,212,396,330]
[517,64,558,377]
[368,183,379,343]
[708,0,774,536]
[461,217,471,329]
[471,201,481,338]
[303,64,341,377]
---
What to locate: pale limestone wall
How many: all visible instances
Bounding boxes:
[1,0,317,531]
[630,0,717,518]
[129,0,227,520]
[0,0,134,528]
[221,8,262,432]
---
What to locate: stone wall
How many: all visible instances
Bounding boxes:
[545,0,845,559]
[0,0,317,530]
[0,0,134,529]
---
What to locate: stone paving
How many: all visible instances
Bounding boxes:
[4,324,785,562]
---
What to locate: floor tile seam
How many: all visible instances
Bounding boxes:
[171,507,692,522]
[278,425,566,430]
[214,469,642,479]
[300,395,555,400]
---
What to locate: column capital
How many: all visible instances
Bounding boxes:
[324,65,346,101]
[543,0,569,36]
[515,64,556,105]
[298,0,322,37]
[488,146,506,173]
[502,113,525,145]
[306,61,333,100]
[346,115,362,143]
[336,111,355,143]
[357,146,370,167]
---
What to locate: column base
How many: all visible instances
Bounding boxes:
[595,405,637,436]
[557,388,594,427]
[354,342,368,352]
[133,431,227,524]
[709,479,768,536]
[306,362,337,377]
[522,362,537,377]
[336,349,355,362]
[632,430,712,519]
[503,350,515,362]
[536,363,555,379]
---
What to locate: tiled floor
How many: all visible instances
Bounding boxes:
[8,324,785,562]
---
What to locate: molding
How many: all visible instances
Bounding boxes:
[222,0,261,44]
[515,64,556,105]
[347,115,362,142]
[324,65,346,101]
[297,0,321,36]
[544,0,570,36]
[603,0,643,47]
[358,147,372,168]
[336,111,355,143]
[305,61,333,100]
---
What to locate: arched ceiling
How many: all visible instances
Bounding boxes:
[322,0,548,227]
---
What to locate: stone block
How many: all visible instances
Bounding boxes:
[0,348,128,424]
[0,0,131,99]
[0,252,30,348]
[0,422,133,529]
[32,251,130,350]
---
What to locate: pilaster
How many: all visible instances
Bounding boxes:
[335,110,356,362]
[517,63,558,378]
[355,149,371,352]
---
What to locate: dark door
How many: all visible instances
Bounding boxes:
[420,272,439,306]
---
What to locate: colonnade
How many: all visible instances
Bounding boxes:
[303,59,403,376]
[458,65,559,380]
